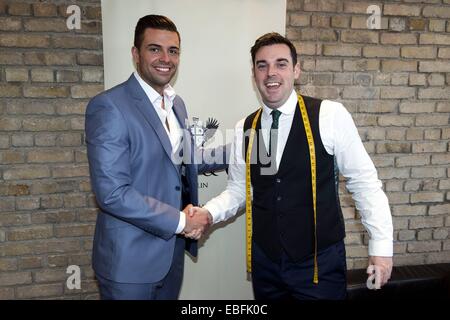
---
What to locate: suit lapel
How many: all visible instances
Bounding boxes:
[172,97,192,162]
[172,97,199,205]
[126,75,174,164]
[172,98,187,129]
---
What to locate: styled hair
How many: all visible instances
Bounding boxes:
[134,14,180,49]
[250,32,297,67]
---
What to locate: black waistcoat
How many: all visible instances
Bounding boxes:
[243,95,345,262]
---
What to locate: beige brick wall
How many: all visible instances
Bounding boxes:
[0,0,102,299]
[0,0,448,299]
[287,0,450,271]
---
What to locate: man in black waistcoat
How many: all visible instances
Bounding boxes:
[188,33,393,300]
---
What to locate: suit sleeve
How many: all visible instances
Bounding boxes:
[85,95,180,240]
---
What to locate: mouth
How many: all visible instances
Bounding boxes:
[265,81,281,90]
[154,66,171,73]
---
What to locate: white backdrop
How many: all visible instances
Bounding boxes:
[101,0,286,299]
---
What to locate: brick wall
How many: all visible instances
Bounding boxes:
[0,0,102,299]
[287,0,450,269]
[0,0,449,299]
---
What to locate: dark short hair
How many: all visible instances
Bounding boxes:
[250,32,297,67]
[134,14,180,49]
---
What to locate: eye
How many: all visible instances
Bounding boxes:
[169,48,179,56]
[256,64,267,70]
[149,47,160,53]
[277,62,287,68]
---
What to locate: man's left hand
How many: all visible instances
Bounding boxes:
[368,256,393,287]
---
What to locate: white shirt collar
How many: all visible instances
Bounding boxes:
[133,71,176,107]
[261,89,297,118]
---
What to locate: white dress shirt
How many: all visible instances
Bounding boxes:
[133,72,186,234]
[204,90,393,257]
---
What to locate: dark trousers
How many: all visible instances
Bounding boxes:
[251,240,347,300]
[96,236,185,300]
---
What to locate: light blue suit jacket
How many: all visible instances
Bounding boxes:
[85,74,226,283]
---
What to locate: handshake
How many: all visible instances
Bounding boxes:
[181,205,212,240]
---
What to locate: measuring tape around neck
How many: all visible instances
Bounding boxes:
[245,94,319,284]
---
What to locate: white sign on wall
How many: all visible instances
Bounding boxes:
[101,0,286,299]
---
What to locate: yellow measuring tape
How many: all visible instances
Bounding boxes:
[245,108,262,274]
[245,94,319,284]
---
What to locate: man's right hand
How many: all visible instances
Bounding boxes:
[182,205,212,239]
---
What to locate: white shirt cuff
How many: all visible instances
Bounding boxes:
[203,204,219,224]
[175,211,186,234]
[368,239,393,257]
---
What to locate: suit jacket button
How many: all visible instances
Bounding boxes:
[277,196,282,201]
[175,186,181,191]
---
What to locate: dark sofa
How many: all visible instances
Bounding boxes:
[347,263,450,300]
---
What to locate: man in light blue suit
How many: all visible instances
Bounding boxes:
[85,15,227,299]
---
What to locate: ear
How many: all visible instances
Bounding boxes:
[131,46,139,65]
[293,62,300,80]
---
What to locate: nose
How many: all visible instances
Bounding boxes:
[159,50,170,63]
[267,64,277,77]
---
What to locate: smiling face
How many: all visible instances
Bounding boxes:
[132,28,180,95]
[253,43,300,109]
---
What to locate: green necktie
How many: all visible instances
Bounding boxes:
[269,109,281,157]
